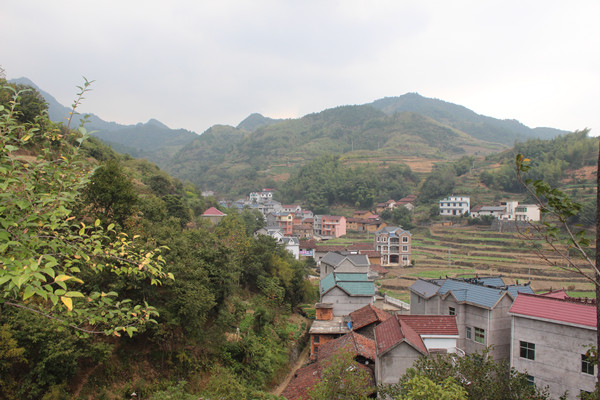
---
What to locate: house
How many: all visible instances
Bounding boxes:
[249,189,273,203]
[266,212,294,235]
[286,325,376,399]
[309,303,351,360]
[409,276,534,361]
[319,215,347,238]
[509,293,597,399]
[396,195,417,212]
[281,237,300,260]
[375,314,459,385]
[349,304,392,340]
[470,205,506,219]
[319,252,371,278]
[292,224,313,238]
[375,200,397,214]
[281,204,302,214]
[201,207,227,225]
[354,210,376,219]
[439,195,470,216]
[470,201,541,222]
[374,226,411,266]
[320,272,375,317]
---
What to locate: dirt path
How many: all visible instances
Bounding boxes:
[272,344,310,397]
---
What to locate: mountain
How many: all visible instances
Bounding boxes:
[369,93,566,145]
[236,113,285,132]
[9,77,199,164]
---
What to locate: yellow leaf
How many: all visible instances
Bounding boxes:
[55,275,71,282]
[61,296,73,311]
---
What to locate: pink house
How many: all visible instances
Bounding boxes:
[320,215,347,238]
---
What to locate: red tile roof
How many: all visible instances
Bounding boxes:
[350,304,392,330]
[281,363,320,400]
[315,245,347,252]
[317,331,376,362]
[375,316,427,354]
[397,315,459,336]
[201,206,226,216]
[538,289,570,299]
[509,293,597,328]
[348,243,375,251]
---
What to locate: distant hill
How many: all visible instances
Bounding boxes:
[9,77,199,164]
[236,113,285,132]
[369,93,566,145]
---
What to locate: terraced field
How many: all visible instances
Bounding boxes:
[378,224,596,301]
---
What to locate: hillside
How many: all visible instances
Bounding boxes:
[166,104,509,195]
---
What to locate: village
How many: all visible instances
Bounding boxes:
[205,189,596,399]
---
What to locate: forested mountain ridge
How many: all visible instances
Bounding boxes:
[369,93,566,144]
[166,103,509,195]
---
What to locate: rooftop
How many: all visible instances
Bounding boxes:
[510,293,596,329]
[320,272,375,297]
[350,304,392,330]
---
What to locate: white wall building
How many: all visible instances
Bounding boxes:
[439,196,470,216]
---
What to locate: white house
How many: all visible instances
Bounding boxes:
[439,196,470,216]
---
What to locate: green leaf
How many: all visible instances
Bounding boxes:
[23,285,36,300]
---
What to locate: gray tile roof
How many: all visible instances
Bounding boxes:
[438,279,533,309]
[320,252,370,267]
[409,279,441,299]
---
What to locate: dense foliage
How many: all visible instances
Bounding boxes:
[379,348,549,400]
[0,80,315,399]
[281,154,419,213]
[481,130,597,192]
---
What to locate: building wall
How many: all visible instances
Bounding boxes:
[376,342,423,384]
[511,316,596,399]
[427,295,512,361]
[322,287,373,317]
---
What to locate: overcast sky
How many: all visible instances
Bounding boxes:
[3,1,599,136]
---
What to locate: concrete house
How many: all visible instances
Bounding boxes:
[409,277,534,361]
[374,226,411,266]
[375,315,458,385]
[319,252,371,278]
[439,195,470,216]
[319,215,347,238]
[509,293,597,399]
[320,272,375,317]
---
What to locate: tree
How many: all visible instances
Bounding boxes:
[516,148,600,399]
[0,81,171,337]
[83,159,138,226]
[380,348,548,400]
[398,375,467,400]
[307,350,373,400]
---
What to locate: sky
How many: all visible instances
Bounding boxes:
[3,1,600,136]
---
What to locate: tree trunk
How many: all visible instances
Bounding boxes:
[595,142,600,400]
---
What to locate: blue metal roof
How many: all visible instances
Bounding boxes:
[438,279,532,309]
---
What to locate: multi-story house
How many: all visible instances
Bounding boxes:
[319,252,370,278]
[320,215,347,238]
[320,272,375,316]
[439,195,470,216]
[409,276,534,361]
[470,200,540,222]
[509,293,597,399]
[374,226,411,266]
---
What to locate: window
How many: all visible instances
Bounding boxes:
[520,341,535,360]
[466,326,472,340]
[582,354,594,375]
[402,236,409,243]
[313,335,320,344]
[449,307,456,316]
[402,245,408,252]
[526,375,534,385]
[474,327,485,344]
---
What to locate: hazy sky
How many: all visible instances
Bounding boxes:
[3,1,599,136]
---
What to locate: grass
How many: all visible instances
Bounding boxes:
[567,291,596,299]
